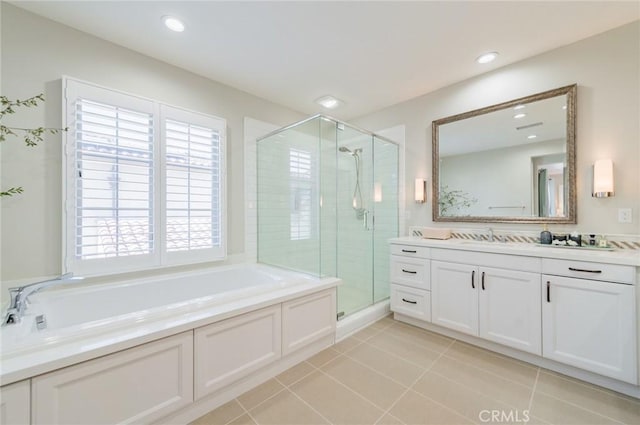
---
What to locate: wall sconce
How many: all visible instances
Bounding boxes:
[592,159,614,197]
[415,178,426,203]
[374,182,382,203]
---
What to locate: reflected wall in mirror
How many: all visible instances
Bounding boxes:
[432,84,576,223]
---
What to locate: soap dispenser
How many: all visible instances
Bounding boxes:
[540,224,552,245]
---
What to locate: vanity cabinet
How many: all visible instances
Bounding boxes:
[431,250,541,355]
[389,237,640,393]
[0,380,30,425]
[390,245,431,321]
[542,259,637,384]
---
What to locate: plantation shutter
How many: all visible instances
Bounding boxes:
[74,98,154,259]
[165,118,221,252]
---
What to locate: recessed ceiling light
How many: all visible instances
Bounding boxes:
[514,113,527,119]
[514,104,526,110]
[476,51,499,64]
[163,16,185,32]
[316,95,342,109]
[528,134,537,139]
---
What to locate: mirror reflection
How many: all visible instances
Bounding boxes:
[432,84,576,224]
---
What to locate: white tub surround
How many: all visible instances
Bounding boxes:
[0,264,340,425]
[390,237,640,397]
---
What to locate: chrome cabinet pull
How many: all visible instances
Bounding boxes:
[568,267,602,274]
[471,270,475,289]
[401,249,417,253]
[481,271,485,290]
[547,281,551,303]
[402,298,417,304]
[402,269,417,274]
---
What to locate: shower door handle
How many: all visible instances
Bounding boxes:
[363,210,370,230]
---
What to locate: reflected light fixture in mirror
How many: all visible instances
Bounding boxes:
[593,159,614,197]
[415,178,426,203]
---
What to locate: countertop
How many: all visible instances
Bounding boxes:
[391,237,640,267]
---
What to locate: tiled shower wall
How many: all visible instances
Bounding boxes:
[246,117,401,318]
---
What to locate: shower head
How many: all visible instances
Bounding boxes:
[338,146,362,156]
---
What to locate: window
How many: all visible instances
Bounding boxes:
[64,78,226,275]
[289,148,312,241]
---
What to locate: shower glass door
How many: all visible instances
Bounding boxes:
[336,127,374,317]
[373,135,399,303]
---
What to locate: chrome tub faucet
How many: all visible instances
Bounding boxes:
[3,272,83,325]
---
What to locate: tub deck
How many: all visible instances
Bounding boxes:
[0,263,340,385]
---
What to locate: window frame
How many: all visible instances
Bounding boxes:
[63,77,227,276]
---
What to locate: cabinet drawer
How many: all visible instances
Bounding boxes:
[542,259,635,284]
[391,284,431,322]
[391,255,430,289]
[391,244,430,259]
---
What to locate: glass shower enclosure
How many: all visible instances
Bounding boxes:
[257,115,398,318]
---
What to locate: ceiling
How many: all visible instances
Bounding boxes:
[9,1,640,120]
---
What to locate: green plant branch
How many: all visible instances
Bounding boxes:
[1,93,68,197]
[0,187,24,197]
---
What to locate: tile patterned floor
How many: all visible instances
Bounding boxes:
[190,316,640,425]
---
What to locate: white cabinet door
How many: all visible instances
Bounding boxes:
[195,305,281,399]
[479,267,541,355]
[32,332,193,425]
[1,380,30,425]
[542,275,637,384]
[282,289,335,355]
[431,261,478,335]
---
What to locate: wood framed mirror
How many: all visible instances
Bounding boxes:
[432,84,577,223]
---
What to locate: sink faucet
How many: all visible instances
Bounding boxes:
[486,227,494,242]
[3,273,83,326]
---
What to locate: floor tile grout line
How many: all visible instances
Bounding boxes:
[357,336,448,371]
[534,388,629,425]
[274,361,318,388]
[527,368,540,413]
[311,364,392,415]
[236,385,288,417]
[217,399,251,425]
[441,339,540,389]
[285,386,336,425]
[340,349,418,390]
[540,369,640,405]
[373,338,456,425]
[409,338,541,424]
[382,323,456,353]
[425,358,538,409]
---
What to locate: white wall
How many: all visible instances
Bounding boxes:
[352,21,640,236]
[0,4,304,281]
